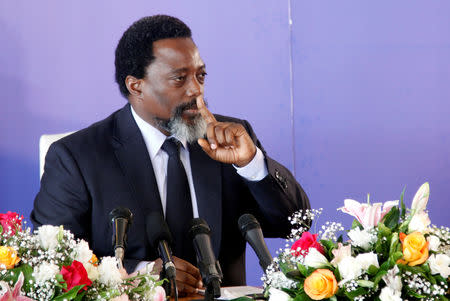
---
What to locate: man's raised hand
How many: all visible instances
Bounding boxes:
[196,97,256,167]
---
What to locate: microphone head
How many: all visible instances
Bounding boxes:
[146,212,173,247]
[238,213,261,235]
[109,207,133,223]
[188,218,211,240]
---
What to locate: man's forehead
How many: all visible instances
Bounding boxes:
[151,38,204,70]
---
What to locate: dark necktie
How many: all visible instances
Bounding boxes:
[161,138,195,263]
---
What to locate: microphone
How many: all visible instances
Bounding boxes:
[238,213,273,272]
[109,207,133,269]
[188,218,222,300]
[145,212,176,280]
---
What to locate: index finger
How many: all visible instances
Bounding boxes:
[197,97,216,123]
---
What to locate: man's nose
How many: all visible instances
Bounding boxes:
[186,77,202,97]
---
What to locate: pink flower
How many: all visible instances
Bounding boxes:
[0,272,33,301]
[291,232,325,256]
[0,212,23,236]
[339,199,398,229]
[153,286,166,301]
[330,243,351,267]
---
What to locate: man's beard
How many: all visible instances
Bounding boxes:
[154,99,207,143]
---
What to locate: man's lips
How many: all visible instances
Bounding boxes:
[184,108,199,114]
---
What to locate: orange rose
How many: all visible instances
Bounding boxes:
[398,232,429,266]
[89,254,98,266]
[304,269,338,300]
[0,246,21,269]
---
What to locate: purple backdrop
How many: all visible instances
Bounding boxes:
[1,1,449,286]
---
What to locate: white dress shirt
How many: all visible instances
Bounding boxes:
[131,106,268,272]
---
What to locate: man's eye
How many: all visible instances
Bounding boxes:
[197,72,207,82]
[174,76,186,82]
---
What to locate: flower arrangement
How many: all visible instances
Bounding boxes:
[0,213,165,300]
[264,183,450,301]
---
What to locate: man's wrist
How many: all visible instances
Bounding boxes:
[234,147,268,181]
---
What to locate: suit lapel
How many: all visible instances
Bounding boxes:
[111,105,163,216]
[189,142,222,256]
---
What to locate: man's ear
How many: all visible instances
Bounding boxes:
[125,75,143,98]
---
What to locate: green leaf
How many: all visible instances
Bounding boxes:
[53,284,85,301]
[344,287,368,298]
[382,206,400,229]
[421,262,431,273]
[357,280,374,288]
[286,270,304,281]
[297,263,309,277]
[73,291,86,301]
[400,186,406,219]
[377,222,391,237]
[351,219,363,229]
[0,224,3,234]
[229,297,253,301]
[329,296,337,301]
[380,261,391,271]
[390,251,403,262]
[293,291,311,301]
[405,286,427,298]
[373,270,388,287]
[55,273,67,289]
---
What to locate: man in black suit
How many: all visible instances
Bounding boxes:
[31,15,309,295]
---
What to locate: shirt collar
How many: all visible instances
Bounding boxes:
[131,106,188,158]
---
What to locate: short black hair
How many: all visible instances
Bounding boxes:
[114,15,192,98]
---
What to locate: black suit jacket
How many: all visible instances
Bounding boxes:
[31,104,309,285]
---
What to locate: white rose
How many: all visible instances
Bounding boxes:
[382,266,402,292]
[348,228,377,250]
[408,211,431,233]
[356,252,379,271]
[303,248,329,269]
[37,225,60,250]
[83,262,100,281]
[379,286,402,301]
[268,287,291,301]
[428,254,450,278]
[427,235,441,252]
[98,256,123,286]
[72,240,93,264]
[337,256,362,284]
[33,262,59,283]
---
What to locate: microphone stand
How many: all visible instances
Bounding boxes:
[160,267,178,301]
[115,247,124,269]
[204,278,221,301]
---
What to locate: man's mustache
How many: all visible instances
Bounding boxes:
[173,98,208,117]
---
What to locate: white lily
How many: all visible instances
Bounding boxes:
[411,182,429,213]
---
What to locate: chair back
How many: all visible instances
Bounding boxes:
[39,132,75,179]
